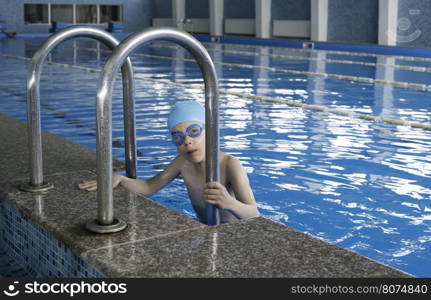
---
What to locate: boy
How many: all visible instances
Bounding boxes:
[79,101,259,224]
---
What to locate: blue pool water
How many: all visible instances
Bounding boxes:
[0,36,430,277]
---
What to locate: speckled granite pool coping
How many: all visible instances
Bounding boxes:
[0,113,412,277]
[0,114,124,183]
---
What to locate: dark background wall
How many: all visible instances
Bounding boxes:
[271,0,310,20]
[327,0,378,44]
[224,0,255,18]
[152,0,171,18]
[186,0,209,18]
[3,0,431,48]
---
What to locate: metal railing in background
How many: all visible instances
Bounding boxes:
[86,27,220,234]
[20,26,137,195]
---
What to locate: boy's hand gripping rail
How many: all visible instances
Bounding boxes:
[20,26,137,197]
[86,27,220,233]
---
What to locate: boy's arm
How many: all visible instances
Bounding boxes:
[120,155,182,197]
[79,155,183,197]
[204,156,260,219]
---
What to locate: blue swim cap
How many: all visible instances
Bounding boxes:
[168,101,205,132]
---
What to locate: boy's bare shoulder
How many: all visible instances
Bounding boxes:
[221,152,243,170]
[168,154,188,171]
[172,154,187,164]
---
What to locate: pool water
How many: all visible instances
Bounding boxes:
[0,37,430,277]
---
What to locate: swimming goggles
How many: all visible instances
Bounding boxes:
[171,123,204,146]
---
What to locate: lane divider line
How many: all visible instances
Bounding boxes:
[26,40,431,75]
[149,42,431,74]
[206,41,431,63]
[1,52,430,131]
[45,44,431,91]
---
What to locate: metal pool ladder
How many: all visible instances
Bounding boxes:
[20,26,137,194]
[85,27,221,234]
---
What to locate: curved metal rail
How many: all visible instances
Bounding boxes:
[86,27,220,233]
[20,25,137,194]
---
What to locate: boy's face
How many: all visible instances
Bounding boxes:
[171,121,206,163]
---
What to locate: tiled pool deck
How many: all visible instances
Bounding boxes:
[0,113,411,277]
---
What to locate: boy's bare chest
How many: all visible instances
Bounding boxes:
[181,163,227,191]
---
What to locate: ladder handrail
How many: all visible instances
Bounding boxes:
[90,27,220,231]
[21,25,137,193]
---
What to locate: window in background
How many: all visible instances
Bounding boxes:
[76,5,98,23]
[24,4,49,24]
[51,4,73,23]
[100,5,122,23]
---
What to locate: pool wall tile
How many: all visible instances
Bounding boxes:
[0,200,103,278]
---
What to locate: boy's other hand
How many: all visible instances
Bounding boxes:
[78,180,97,192]
[204,181,234,210]
[78,174,123,192]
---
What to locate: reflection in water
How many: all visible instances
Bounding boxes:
[125,190,138,255]
[374,57,396,119]
[34,194,44,217]
[254,47,270,96]
[209,231,218,275]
